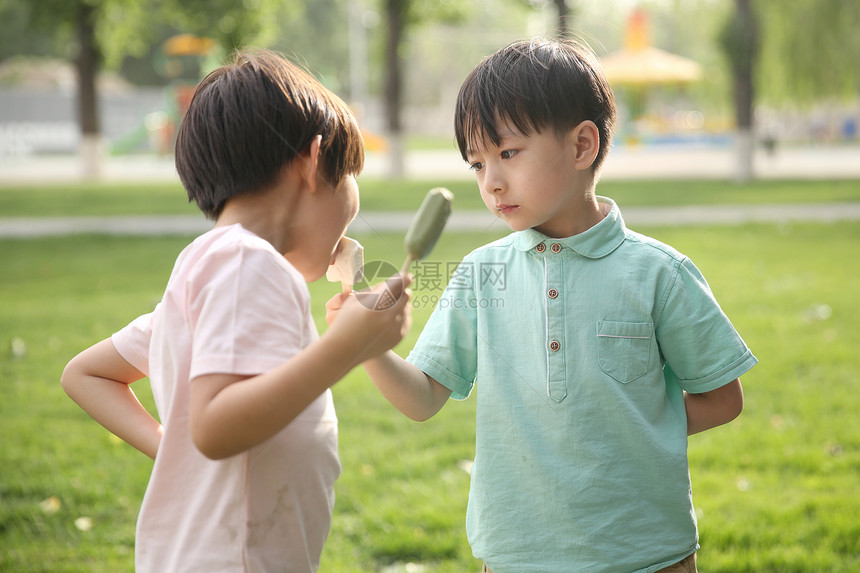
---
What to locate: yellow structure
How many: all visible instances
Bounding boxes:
[600,9,701,86]
[162,34,217,57]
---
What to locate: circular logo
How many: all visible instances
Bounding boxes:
[353,259,401,310]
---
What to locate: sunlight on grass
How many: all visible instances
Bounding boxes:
[1,221,858,572]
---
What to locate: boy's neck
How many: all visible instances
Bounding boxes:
[216,184,300,254]
[534,188,605,239]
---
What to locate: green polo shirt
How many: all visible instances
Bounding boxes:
[407,197,757,573]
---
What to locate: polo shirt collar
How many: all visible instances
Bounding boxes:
[511,196,627,259]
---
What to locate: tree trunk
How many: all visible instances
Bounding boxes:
[75,0,103,179]
[555,0,569,38]
[730,0,758,183]
[348,0,369,108]
[384,0,405,178]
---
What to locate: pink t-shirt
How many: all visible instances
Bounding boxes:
[112,224,340,572]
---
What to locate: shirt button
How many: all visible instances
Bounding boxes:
[551,243,562,253]
[549,340,561,352]
[547,288,559,299]
[535,243,546,253]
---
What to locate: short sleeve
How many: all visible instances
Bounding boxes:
[407,264,479,400]
[112,311,154,376]
[186,238,310,380]
[656,257,757,393]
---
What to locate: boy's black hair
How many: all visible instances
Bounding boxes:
[175,50,364,220]
[455,37,617,172]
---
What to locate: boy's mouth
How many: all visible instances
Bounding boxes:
[497,203,519,215]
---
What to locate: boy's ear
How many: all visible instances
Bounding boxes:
[297,135,323,192]
[569,120,600,170]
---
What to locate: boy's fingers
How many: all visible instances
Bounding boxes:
[326,292,349,308]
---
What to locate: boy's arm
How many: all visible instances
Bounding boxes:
[326,288,451,422]
[189,277,412,460]
[61,339,162,459]
[363,350,451,422]
[684,378,744,435]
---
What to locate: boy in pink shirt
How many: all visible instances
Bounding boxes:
[61,50,411,572]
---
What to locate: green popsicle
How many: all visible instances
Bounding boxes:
[401,187,453,274]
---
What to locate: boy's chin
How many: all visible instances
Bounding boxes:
[501,218,533,232]
[296,266,325,284]
[491,209,533,233]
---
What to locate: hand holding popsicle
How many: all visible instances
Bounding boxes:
[401,187,453,274]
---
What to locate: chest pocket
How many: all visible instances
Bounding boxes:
[597,321,653,384]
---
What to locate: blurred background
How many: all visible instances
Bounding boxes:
[0,0,857,184]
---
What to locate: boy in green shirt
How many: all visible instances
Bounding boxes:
[336,38,755,572]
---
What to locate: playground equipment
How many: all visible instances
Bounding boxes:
[600,9,704,145]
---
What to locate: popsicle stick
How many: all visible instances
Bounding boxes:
[341,282,352,293]
[400,255,414,276]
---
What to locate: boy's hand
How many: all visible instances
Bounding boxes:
[325,274,412,324]
[325,274,412,363]
[324,292,351,326]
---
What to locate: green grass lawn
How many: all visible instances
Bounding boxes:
[2,220,859,572]
[1,177,859,217]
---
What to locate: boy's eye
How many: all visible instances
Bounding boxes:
[500,149,517,160]
[468,161,484,172]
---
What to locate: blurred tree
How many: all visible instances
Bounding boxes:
[719,0,758,183]
[718,0,859,182]
[512,0,579,38]
[756,0,860,105]
[269,0,352,92]
[158,0,282,53]
[22,0,153,177]
[380,0,467,177]
[384,0,406,177]
[14,0,284,178]
[76,1,100,173]
[0,2,67,62]
[554,0,570,37]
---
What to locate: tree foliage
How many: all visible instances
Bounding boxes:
[20,0,160,68]
[6,0,286,70]
[158,0,284,56]
[268,0,351,91]
[0,1,68,61]
[755,0,860,105]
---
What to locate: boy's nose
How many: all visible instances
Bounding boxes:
[480,166,504,195]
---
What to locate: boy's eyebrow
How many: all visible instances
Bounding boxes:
[465,129,523,157]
